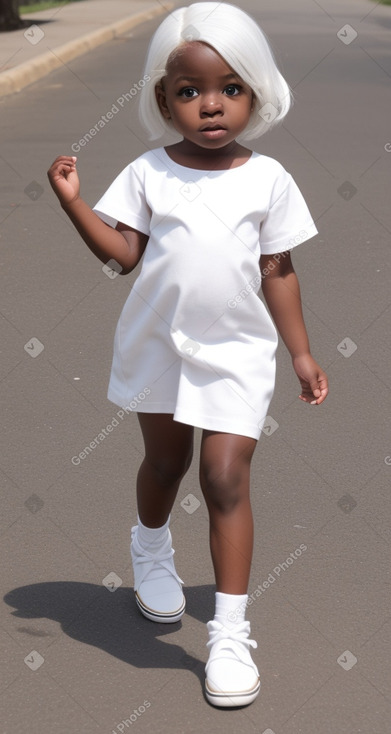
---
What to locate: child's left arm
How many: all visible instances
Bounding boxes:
[260,251,328,405]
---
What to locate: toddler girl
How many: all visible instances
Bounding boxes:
[48,1,328,708]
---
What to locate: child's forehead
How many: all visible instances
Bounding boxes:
[165,41,237,78]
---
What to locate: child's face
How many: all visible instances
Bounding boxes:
[156,42,254,151]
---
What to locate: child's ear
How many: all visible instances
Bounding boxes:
[155,82,171,120]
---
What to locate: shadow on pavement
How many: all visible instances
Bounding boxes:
[4,581,216,683]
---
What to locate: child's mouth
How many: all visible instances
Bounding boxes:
[200,126,227,139]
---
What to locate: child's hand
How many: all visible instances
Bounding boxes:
[292,354,328,405]
[47,155,80,207]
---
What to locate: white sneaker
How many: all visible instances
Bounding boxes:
[130,525,185,623]
[205,620,261,707]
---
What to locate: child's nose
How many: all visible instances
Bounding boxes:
[200,93,223,116]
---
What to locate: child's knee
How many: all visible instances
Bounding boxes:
[199,463,245,513]
[144,449,193,487]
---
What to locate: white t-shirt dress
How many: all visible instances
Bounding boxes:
[93,147,318,439]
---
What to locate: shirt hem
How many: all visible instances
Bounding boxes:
[173,407,262,440]
[93,207,150,235]
[108,389,176,413]
[108,392,263,439]
[260,221,318,255]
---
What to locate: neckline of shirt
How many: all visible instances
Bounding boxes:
[160,147,257,174]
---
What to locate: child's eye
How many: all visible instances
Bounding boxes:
[224,84,241,96]
[178,87,199,98]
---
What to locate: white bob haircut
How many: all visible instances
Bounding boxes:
[138,2,292,141]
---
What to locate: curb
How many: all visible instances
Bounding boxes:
[0,2,174,98]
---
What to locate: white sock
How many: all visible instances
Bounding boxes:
[214,591,248,629]
[136,514,170,551]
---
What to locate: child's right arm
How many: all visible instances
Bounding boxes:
[47,156,148,274]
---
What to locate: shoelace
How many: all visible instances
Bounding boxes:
[131,528,184,588]
[206,621,257,670]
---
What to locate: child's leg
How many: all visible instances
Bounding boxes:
[131,414,194,623]
[137,413,194,526]
[199,430,260,707]
[199,430,257,594]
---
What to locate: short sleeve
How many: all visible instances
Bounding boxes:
[92,163,151,234]
[259,169,318,255]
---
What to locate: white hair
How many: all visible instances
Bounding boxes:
[138,2,292,141]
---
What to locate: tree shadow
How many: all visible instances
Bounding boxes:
[4,581,215,687]
[0,19,55,33]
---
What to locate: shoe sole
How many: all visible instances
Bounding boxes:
[135,591,186,623]
[205,678,261,708]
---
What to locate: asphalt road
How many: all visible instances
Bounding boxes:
[1,1,391,733]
